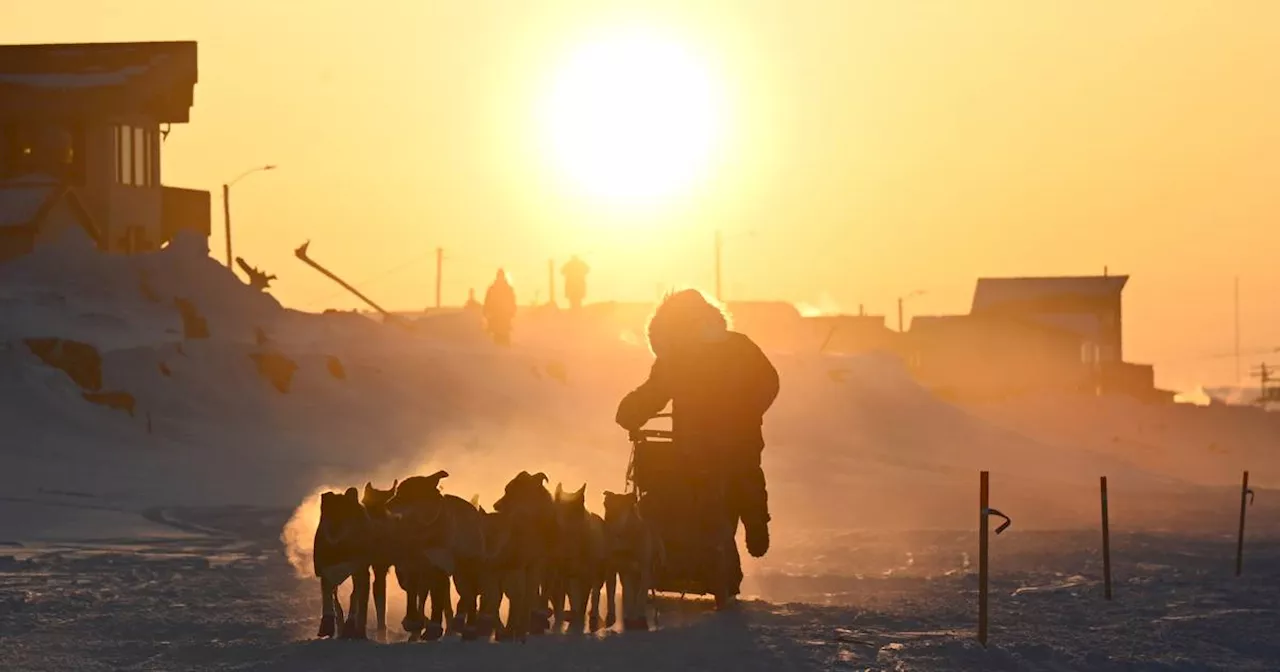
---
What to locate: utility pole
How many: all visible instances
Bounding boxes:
[714,229,723,302]
[222,184,232,268]
[1250,362,1277,407]
[434,247,443,309]
[897,290,926,333]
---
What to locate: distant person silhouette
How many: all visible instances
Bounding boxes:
[615,288,779,600]
[561,255,590,310]
[464,288,482,312]
[483,269,517,346]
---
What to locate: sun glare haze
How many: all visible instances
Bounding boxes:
[2,2,1280,669]
[540,27,726,210]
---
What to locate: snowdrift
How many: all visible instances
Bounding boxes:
[2,236,1277,559]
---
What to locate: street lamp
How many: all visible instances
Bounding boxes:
[898,289,926,332]
[222,164,277,269]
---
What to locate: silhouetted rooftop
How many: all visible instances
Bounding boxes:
[971,275,1129,313]
[0,41,198,122]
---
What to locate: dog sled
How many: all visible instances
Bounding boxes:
[626,413,740,608]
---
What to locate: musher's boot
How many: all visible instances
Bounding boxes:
[745,519,770,558]
[714,592,740,611]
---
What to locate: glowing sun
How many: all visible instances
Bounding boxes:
[540,30,725,207]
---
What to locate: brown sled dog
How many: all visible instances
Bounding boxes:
[602,489,663,631]
[383,471,488,641]
[548,483,611,633]
[312,487,373,639]
[491,470,558,641]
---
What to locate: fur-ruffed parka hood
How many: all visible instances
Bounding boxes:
[645,289,732,358]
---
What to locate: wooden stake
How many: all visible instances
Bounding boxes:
[1101,476,1112,600]
[978,470,990,647]
[1236,470,1251,577]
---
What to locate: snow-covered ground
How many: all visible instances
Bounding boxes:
[1,235,1277,670]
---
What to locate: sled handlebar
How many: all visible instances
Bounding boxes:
[631,428,674,441]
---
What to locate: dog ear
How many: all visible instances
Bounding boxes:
[532,472,548,485]
[554,482,563,499]
[603,490,616,499]
[574,483,586,499]
[343,487,359,501]
[364,481,373,492]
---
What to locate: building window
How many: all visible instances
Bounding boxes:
[2,123,84,183]
[117,126,132,185]
[115,125,155,187]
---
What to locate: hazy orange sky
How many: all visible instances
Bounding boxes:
[4,1,1278,388]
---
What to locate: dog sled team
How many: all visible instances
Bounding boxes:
[311,288,780,642]
[312,470,660,641]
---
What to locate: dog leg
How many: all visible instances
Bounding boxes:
[527,564,550,636]
[372,566,388,641]
[589,572,603,632]
[604,567,618,629]
[317,578,337,638]
[354,566,371,639]
[618,570,633,625]
[549,568,566,629]
[341,568,370,639]
[476,569,501,640]
[401,579,425,641]
[503,568,528,642]
[571,577,590,633]
[421,569,448,641]
[453,569,479,639]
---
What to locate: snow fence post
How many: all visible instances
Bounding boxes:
[979,470,989,647]
[1100,476,1112,600]
[1236,470,1254,577]
[978,470,1011,648]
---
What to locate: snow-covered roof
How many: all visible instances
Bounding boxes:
[971,275,1128,313]
[0,42,197,123]
[0,182,56,229]
[0,65,149,89]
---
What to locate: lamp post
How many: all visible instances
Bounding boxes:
[222,164,276,268]
[898,289,926,333]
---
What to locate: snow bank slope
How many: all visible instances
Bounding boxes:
[1,238,1276,548]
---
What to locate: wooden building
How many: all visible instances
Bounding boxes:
[0,41,208,261]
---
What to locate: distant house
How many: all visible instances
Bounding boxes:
[909,313,1101,400]
[907,274,1169,402]
[0,41,208,262]
[969,274,1128,364]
